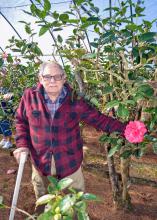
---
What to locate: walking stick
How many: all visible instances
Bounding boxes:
[9,152,28,220]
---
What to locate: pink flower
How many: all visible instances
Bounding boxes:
[124,121,147,143]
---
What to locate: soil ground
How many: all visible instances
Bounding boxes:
[1,126,157,220]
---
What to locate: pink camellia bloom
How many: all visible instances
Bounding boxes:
[124,121,147,143]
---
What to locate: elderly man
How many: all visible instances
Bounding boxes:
[14,61,126,201]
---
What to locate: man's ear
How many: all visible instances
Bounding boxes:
[38,75,42,83]
[63,74,66,82]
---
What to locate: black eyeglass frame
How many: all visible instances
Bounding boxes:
[42,74,64,81]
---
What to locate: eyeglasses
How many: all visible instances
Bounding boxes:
[42,74,64,81]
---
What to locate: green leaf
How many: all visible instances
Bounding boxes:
[138,32,156,42]
[0,58,4,67]
[99,134,109,143]
[57,35,63,43]
[52,11,59,19]
[38,211,52,220]
[103,85,113,94]
[105,100,120,109]
[90,42,99,48]
[137,84,154,97]
[53,28,63,32]
[36,194,55,206]
[135,5,145,15]
[34,45,43,55]
[77,211,90,220]
[75,201,86,212]
[90,97,100,107]
[133,149,144,158]
[59,14,69,23]
[117,104,129,119]
[30,4,37,16]
[54,213,62,220]
[44,0,51,12]
[59,194,76,213]
[74,0,85,5]
[67,19,79,24]
[87,16,100,22]
[81,193,97,200]
[25,24,31,34]
[82,53,97,59]
[124,100,136,105]
[7,54,13,63]
[57,178,73,190]
[126,23,140,31]
[47,176,58,186]
[120,150,132,159]
[108,145,120,157]
[39,25,50,36]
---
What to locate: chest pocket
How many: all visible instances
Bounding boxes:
[28,110,41,125]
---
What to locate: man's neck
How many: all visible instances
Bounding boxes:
[47,92,60,102]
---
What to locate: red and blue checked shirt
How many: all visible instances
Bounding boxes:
[15,83,126,179]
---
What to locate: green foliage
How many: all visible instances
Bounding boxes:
[0,178,98,220]
[36,177,98,220]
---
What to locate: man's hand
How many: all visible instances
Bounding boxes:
[13,147,30,163]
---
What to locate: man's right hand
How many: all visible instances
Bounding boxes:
[13,147,30,163]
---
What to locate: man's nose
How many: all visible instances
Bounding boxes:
[50,76,55,82]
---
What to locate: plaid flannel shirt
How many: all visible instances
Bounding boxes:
[15,83,126,179]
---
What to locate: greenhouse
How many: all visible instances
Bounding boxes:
[0,1,157,220]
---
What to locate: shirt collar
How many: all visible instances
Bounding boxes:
[44,85,67,103]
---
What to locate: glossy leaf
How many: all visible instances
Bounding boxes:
[59,194,76,213]
[44,0,51,12]
[81,193,97,200]
[57,178,73,190]
[39,25,50,36]
[77,211,90,220]
[90,97,100,107]
[47,176,58,186]
[138,32,156,42]
[59,14,69,23]
[75,201,86,212]
[105,100,120,109]
[137,84,154,97]
[108,145,120,157]
[82,53,97,59]
[120,150,132,159]
[117,104,129,119]
[38,211,53,220]
[36,194,55,206]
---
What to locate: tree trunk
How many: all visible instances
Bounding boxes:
[105,143,122,209]
[120,156,132,210]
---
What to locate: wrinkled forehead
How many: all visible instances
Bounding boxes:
[44,64,64,75]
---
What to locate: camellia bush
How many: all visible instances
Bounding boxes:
[1,0,157,212]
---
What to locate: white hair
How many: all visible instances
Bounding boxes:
[38,61,65,76]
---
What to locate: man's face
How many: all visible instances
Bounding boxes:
[39,64,66,96]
